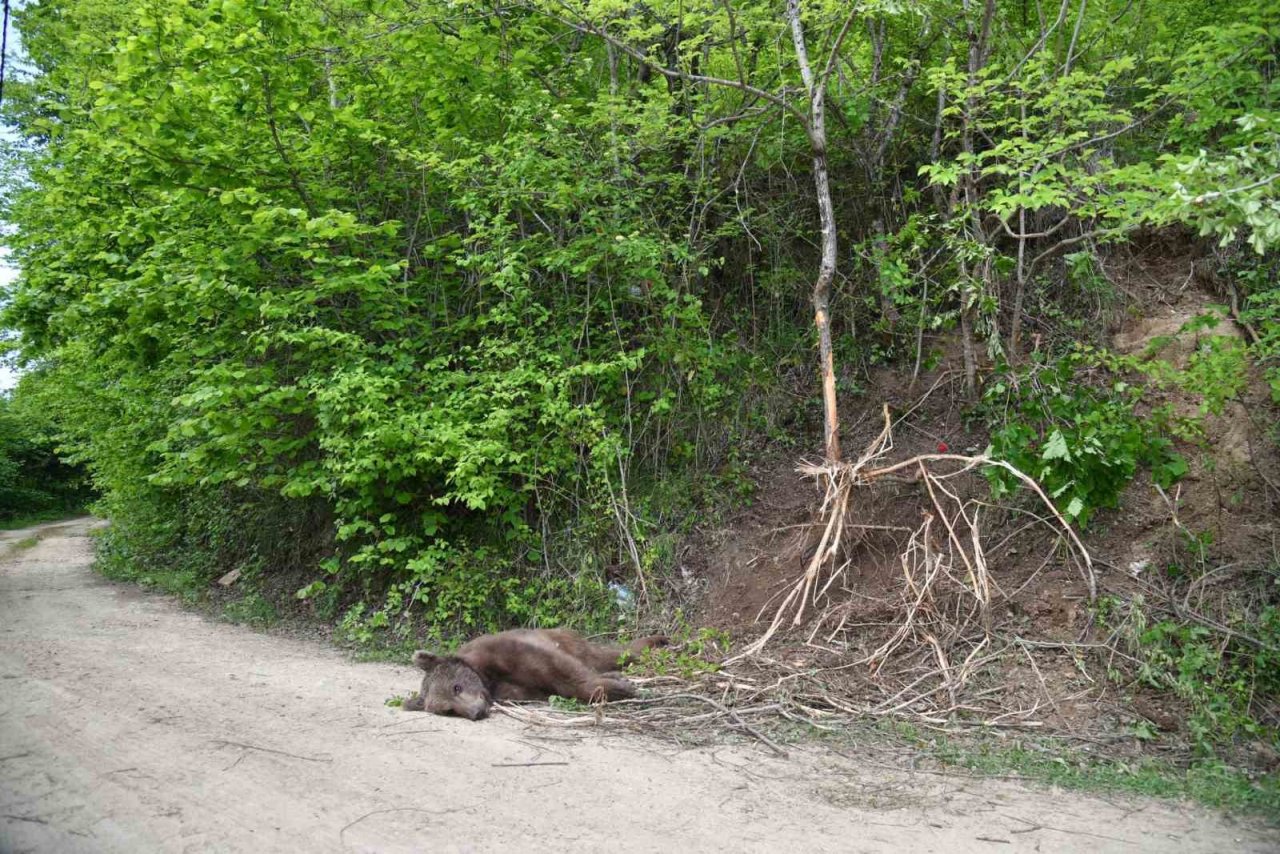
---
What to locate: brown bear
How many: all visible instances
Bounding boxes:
[402,629,669,720]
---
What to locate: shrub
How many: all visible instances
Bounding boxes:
[978,350,1186,526]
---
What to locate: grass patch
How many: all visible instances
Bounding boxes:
[548,695,589,712]
[12,536,40,549]
[924,737,1280,820]
[96,557,210,606]
[222,592,279,628]
[352,643,419,664]
[768,718,1278,821]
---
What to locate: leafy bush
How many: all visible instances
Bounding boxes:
[2,0,777,636]
[1138,307,1251,417]
[4,0,1276,649]
[978,350,1186,526]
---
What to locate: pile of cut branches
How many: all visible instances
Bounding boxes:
[497,406,1117,748]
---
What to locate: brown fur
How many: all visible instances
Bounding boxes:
[404,629,669,720]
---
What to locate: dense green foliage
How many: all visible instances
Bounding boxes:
[0,381,90,521]
[2,0,1277,640]
[977,350,1186,526]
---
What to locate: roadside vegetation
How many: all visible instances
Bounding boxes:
[0,381,91,525]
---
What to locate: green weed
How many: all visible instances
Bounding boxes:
[1125,603,1280,753]
[95,547,210,606]
[548,695,589,712]
[222,592,279,628]
[629,624,730,678]
[977,348,1186,526]
[927,740,1280,819]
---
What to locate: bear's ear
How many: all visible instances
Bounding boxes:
[412,651,443,671]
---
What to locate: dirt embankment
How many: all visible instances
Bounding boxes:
[1,519,1274,852]
[691,249,1279,747]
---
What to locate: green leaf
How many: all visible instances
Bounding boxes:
[1041,430,1072,462]
[1065,496,1086,520]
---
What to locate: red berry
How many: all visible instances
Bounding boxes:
[936,442,949,453]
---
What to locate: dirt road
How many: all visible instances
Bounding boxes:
[0,519,1274,853]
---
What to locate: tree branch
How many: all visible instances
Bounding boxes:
[996,212,1071,241]
[261,71,318,217]
[532,3,806,125]
[1191,172,1280,204]
[820,6,862,90]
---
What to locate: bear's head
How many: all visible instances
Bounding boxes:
[406,651,491,720]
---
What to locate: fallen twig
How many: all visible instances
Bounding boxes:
[339,804,476,843]
[210,739,332,763]
[2,814,49,825]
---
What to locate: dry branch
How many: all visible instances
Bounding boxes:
[731,406,1093,665]
[485,406,1121,747]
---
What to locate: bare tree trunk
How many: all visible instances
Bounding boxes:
[788,0,842,464]
[958,0,998,397]
[930,80,948,213]
[1011,204,1028,356]
[1011,93,1029,358]
[959,290,979,393]
[873,218,899,338]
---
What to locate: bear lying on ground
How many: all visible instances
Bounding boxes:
[402,629,669,720]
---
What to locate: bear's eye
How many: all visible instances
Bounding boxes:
[452,683,463,695]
